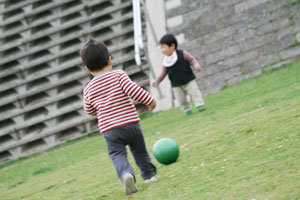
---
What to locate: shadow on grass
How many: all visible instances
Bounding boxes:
[0,132,100,170]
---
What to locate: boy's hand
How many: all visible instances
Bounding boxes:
[152,82,158,88]
[148,99,156,111]
[195,66,201,71]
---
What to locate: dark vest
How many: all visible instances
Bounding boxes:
[166,50,195,87]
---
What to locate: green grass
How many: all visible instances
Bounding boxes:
[1,60,300,200]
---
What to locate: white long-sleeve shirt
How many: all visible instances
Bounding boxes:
[83,70,154,133]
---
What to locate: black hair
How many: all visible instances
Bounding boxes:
[159,33,178,49]
[80,38,109,71]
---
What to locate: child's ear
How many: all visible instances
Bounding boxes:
[108,56,112,66]
[85,66,92,73]
[171,43,176,49]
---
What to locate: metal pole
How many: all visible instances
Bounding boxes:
[133,0,142,66]
[133,0,163,99]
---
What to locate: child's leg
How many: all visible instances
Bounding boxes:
[186,80,205,109]
[172,86,192,113]
[103,127,135,182]
[128,123,156,180]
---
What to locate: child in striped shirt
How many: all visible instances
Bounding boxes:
[80,39,157,195]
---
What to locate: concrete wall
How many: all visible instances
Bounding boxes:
[0,0,150,163]
[1,0,300,163]
[146,0,173,111]
[157,0,300,96]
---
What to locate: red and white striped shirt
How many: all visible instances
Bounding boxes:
[83,70,154,133]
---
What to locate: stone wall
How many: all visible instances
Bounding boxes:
[165,0,300,95]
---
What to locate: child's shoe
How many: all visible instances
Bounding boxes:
[144,176,157,183]
[185,110,192,116]
[197,105,205,112]
[123,173,137,195]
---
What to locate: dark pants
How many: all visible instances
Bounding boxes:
[103,122,156,182]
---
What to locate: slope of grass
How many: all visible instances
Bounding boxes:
[0,60,300,200]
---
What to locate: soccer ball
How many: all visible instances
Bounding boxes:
[153,138,179,165]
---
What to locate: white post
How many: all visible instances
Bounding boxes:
[145,0,173,111]
[132,0,142,66]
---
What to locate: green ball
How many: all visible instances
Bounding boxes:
[153,138,179,165]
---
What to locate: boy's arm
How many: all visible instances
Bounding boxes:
[83,87,97,116]
[119,71,155,107]
[152,66,167,87]
[183,51,201,71]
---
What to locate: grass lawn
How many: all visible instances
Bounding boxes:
[0,59,300,200]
